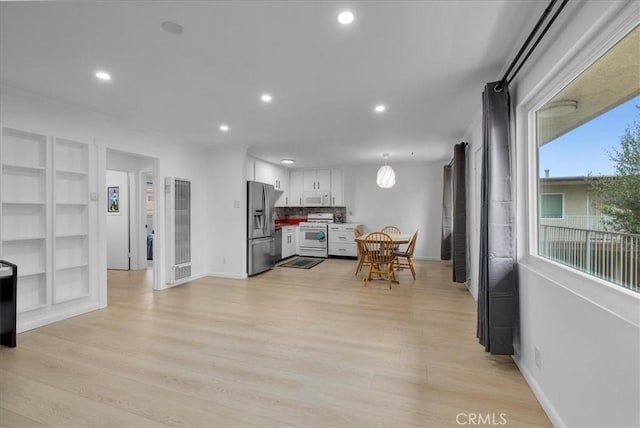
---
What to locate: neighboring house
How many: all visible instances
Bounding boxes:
[539,175,607,230]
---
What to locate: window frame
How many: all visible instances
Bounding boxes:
[515,3,639,315]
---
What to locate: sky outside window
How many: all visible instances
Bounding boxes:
[539,96,639,178]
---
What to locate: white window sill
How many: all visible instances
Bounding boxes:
[519,254,640,327]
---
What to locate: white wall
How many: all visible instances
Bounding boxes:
[105,170,130,270]
[206,145,250,278]
[344,161,443,260]
[463,1,640,426]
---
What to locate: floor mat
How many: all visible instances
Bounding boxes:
[279,257,325,269]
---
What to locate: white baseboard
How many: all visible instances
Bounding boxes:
[207,271,248,280]
[17,301,102,334]
[160,272,209,289]
[512,355,565,427]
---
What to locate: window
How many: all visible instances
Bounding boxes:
[536,26,639,292]
[540,194,564,219]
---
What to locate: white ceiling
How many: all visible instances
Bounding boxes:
[0,1,544,168]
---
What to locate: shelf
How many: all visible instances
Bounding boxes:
[1,127,47,169]
[56,233,88,239]
[2,235,46,242]
[56,168,88,176]
[56,263,89,271]
[17,303,47,314]
[18,269,46,278]
[55,201,89,206]
[2,163,46,172]
[53,293,89,305]
[2,200,45,206]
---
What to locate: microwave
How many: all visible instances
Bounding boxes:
[303,192,331,207]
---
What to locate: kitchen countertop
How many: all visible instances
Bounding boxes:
[275,219,305,226]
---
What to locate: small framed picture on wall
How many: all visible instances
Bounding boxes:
[108,186,120,214]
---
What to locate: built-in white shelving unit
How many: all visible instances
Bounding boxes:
[0,127,49,313]
[1,127,95,320]
[53,137,89,304]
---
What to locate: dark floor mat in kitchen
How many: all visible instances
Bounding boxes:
[279,257,324,269]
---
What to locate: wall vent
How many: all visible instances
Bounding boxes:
[165,177,191,284]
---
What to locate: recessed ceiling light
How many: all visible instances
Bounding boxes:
[261,94,272,103]
[374,104,386,113]
[95,71,111,81]
[161,21,184,35]
[337,10,355,25]
[281,159,295,164]
[219,124,229,132]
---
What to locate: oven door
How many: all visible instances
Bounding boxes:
[298,227,328,257]
[299,228,327,248]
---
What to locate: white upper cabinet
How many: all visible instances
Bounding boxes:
[274,166,289,194]
[303,169,331,192]
[254,159,288,191]
[330,168,344,206]
[246,158,255,181]
[253,159,290,206]
[254,159,274,186]
[289,170,304,206]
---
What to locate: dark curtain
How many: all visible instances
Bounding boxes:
[452,143,467,283]
[440,165,452,260]
[477,81,517,355]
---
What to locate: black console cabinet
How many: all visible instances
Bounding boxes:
[0,260,17,348]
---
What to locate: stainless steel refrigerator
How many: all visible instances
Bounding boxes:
[247,181,276,275]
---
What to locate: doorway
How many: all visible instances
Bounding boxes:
[105,149,158,292]
[144,171,154,270]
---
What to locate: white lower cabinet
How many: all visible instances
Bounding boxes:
[328,223,361,257]
[281,226,297,259]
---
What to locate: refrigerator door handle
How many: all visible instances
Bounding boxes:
[264,187,271,235]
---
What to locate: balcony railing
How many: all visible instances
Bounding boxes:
[539,224,639,292]
[540,215,606,231]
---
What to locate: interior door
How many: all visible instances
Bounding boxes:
[106,170,130,270]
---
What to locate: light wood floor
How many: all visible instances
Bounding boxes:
[1,259,550,427]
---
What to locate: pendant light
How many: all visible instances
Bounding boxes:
[376,153,396,188]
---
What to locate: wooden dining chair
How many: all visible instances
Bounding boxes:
[381,226,401,250]
[354,228,370,276]
[381,225,401,235]
[394,230,418,279]
[362,232,397,289]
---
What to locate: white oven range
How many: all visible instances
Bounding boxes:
[298,213,334,258]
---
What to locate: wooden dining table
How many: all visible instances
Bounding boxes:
[354,233,411,244]
[355,233,411,285]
